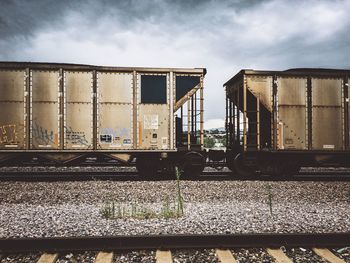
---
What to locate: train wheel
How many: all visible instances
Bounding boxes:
[180,152,205,178]
[234,153,256,178]
[136,157,159,178]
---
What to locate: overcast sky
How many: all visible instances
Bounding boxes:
[1,0,350,128]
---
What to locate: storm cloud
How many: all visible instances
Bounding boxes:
[1,0,350,128]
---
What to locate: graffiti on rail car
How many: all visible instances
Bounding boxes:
[32,120,57,146]
[32,121,90,146]
[65,126,89,146]
[0,124,19,144]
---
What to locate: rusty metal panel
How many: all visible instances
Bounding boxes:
[0,70,26,149]
[97,72,133,149]
[277,77,307,150]
[312,78,342,106]
[313,108,343,150]
[312,78,343,150]
[246,75,272,111]
[137,73,171,150]
[31,70,60,149]
[0,70,25,101]
[278,77,307,106]
[64,71,93,149]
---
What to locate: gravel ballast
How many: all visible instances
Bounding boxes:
[0,180,349,238]
[172,249,218,263]
[0,254,39,263]
[56,252,96,263]
[113,250,155,263]
[285,247,328,263]
[232,248,275,262]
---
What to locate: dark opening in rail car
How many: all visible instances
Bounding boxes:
[141,75,167,104]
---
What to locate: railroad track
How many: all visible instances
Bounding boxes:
[0,233,349,263]
[0,168,350,181]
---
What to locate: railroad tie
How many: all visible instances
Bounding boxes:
[312,248,346,263]
[266,248,293,263]
[216,249,237,263]
[156,249,173,263]
[36,253,59,263]
[94,252,114,263]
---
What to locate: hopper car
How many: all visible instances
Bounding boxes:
[0,62,206,176]
[224,68,350,176]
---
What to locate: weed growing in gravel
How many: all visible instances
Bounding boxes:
[101,201,157,219]
[175,166,184,216]
[100,166,185,220]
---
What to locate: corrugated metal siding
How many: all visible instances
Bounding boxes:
[277,77,307,150]
[311,78,344,150]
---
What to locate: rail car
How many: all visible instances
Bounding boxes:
[224,68,350,176]
[0,62,206,176]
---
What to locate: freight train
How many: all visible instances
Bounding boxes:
[0,62,206,176]
[0,62,349,177]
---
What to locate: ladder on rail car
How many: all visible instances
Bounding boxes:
[244,95,260,151]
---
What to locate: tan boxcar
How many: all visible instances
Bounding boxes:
[225,68,350,176]
[0,62,206,176]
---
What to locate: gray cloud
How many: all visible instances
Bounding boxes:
[1,0,350,125]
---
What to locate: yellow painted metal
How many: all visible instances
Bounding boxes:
[136,73,171,150]
[200,76,204,148]
[0,70,26,149]
[133,70,138,148]
[187,98,191,150]
[246,75,273,111]
[277,77,308,150]
[257,95,260,149]
[243,75,247,151]
[169,72,175,149]
[64,71,93,149]
[98,72,133,150]
[0,63,205,153]
[138,104,170,150]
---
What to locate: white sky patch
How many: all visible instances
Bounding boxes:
[205,118,225,130]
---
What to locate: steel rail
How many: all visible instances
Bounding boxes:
[0,233,349,253]
[0,170,350,182]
